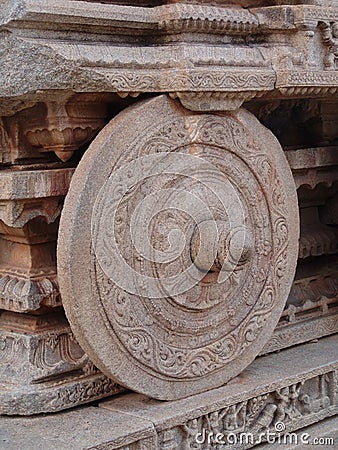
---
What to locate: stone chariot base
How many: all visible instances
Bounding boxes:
[1,335,337,449]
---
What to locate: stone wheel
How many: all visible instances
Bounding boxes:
[57,95,299,400]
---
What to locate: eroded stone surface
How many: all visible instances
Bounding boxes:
[58,94,299,400]
[1,336,337,449]
[100,336,338,449]
[0,310,124,415]
[0,0,337,418]
[0,406,156,450]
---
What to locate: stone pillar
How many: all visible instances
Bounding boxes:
[0,99,124,415]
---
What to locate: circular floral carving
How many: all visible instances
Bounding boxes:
[58,95,299,400]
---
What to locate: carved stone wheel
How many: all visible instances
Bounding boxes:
[58,95,299,400]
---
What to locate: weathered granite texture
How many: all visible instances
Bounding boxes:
[0,0,337,416]
[0,1,337,122]
[0,166,124,415]
[0,310,124,415]
[1,336,337,449]
[57,94,299,400]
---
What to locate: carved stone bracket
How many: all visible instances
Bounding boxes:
[170,91,259,112]
[1,95,108,164]
[22,96,107,162]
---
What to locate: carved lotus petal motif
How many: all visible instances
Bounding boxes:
[58,95,299,400]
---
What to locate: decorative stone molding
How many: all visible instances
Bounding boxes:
[98,336,338,450]
[0,168,73,223]
[156,4,260,34]
[286,146,338,173]
[284,145,338,190]
[289,273,338,307]
[0,168,73,312]
[277,71,338,91]
[0,219,60,312]
[262,271,338,354]
[0,274,61,312]
[0,198,62,228]
[22,97,107,162]
[299,225,338,258]
[0,310,124,415]
[0,2,337,118]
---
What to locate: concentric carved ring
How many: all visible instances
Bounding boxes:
[58,95,299,400]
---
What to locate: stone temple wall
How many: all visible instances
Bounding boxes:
[0,0,337,448]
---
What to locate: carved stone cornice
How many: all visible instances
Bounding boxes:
[0,274,61,312]
[0,1,273,35]
[277,71,338,91]
[156,4,260,34]
[1,1,336,35]
[0,168,74,226]
[286,146,338,189]
[0,2,337,116]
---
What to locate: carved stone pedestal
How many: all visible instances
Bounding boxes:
[2,336,337,449]
[0,310,123,415]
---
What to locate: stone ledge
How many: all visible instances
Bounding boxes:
[0,406,156,450]
[1,335,337,449]
[99,335,338,433]
[0,168,74,201]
